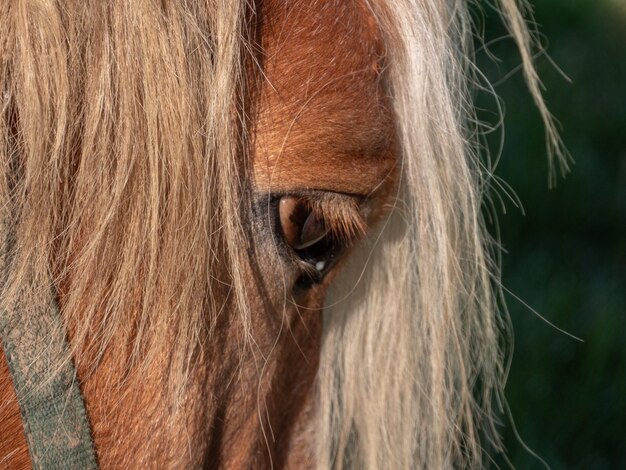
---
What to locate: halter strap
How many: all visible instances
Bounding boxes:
[0,299,98,469]
[0,241,98,468]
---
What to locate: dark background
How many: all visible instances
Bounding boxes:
[476,1,625,468]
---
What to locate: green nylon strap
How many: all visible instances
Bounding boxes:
[0,88,98,465]
[0,290,99,470]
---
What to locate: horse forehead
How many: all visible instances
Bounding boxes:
[260,0,381,76]
[253,0,395,195]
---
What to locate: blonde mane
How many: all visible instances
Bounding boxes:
[319,0,565,467]
[0,1,561,468]
[1,1,247,393]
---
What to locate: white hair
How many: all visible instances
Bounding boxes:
[317,1,564,468]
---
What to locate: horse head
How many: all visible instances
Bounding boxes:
[0,1,559,468]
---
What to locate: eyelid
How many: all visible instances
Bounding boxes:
[277,191,368,250]
[278,196,331,250]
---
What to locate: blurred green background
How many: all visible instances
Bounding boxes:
[476,0,626,468]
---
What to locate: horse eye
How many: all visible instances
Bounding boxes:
[277,196,342,286]
[278,196,330,250]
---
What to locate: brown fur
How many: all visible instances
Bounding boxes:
[0,348,30,469]
[252,0,395,196]
[0,1,396,468]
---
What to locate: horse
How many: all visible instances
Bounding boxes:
[0,0,564,468]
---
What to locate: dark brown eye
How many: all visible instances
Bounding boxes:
[279,196,330,250]
[276,193,367,289]
[277,195,343,288]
